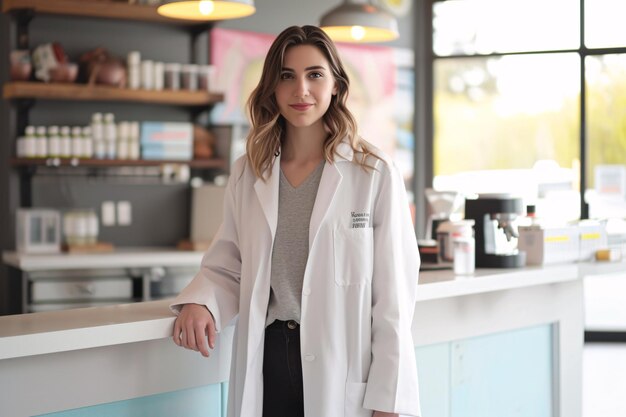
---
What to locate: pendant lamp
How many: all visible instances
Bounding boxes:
[157,0,255,21]
[320,0,399,43]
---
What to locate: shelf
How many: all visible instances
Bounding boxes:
[3,82,223,106]
[2,0,202,25]
[11,157,227,169]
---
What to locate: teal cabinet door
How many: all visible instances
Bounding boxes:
[36,384,222,417]
[415,324,554,417]
[416,342,452,417]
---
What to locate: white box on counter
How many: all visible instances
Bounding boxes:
[518,225,580,266]
[578,221,608,262]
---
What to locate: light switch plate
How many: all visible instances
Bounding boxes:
[101,201,116,226]
[117,201,132,226]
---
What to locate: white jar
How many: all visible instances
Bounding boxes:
[453,236,475,275]
[71,126,83,158]
[127,51,141,90]
[198,65,215,91]
[91,113,104,142]
[47,126,61,157]
[82,126,93,158]
[141,60,154,90]
[153,61,164,91]
[181,64,199,91]
[164,63,181,90]
[60,126,72,158]
[35,126,48,158]
[437,219,475,262]
[24,126,37,158]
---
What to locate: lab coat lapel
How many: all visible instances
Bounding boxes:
[308,140,353,250]
[253,153,280,240]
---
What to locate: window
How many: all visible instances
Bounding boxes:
[431,0,626,221]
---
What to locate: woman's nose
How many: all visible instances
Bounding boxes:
[293,78,310,97]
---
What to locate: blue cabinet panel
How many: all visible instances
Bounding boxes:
[36,384,222,417]
[415,342,451,417]
[450,324,554,417]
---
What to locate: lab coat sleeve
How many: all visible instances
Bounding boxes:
[169,160,243,334]
[363,160,421,416]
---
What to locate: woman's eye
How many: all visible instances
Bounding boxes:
[280,73,294,80]
[309,72,323,79]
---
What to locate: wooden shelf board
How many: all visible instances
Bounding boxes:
[3,82,223,106]
[11,157,227,169]
[2,0,203,25]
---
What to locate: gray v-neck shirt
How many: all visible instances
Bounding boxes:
[265,161,325,327]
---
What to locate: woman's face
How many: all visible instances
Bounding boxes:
[274,44,338,130]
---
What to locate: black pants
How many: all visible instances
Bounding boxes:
[263,320,305,417]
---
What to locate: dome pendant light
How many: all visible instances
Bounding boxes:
[320,0,399,43]
[157,0,255,21]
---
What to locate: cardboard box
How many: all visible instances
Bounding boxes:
[518,225,580,265]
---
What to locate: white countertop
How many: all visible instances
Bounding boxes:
[0,300,176,361]
[0,263,600,361]
[2,247,204,271]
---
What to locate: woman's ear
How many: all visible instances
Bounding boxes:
[332,81,338,96]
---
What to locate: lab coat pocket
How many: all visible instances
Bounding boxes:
[345,382,372,417]
[333,227,374,286]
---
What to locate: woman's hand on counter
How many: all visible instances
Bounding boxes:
[172,303,216,358]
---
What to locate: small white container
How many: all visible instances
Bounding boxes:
[437,219,475,262]
[35,126,48,158]
[91,113,104,142]
[23,126,37,158]
[181,64,199,91]
[60,126,72,158]
[47,126,61,157]
[198,65,215,91]
[16,136,26,157]
[141,60,154,90]
[71,126,83,158]
[127,51,141,90]
[153,61,164,91]
[82,126,93,158]
[453,236,475,275]
[164,63,181,90]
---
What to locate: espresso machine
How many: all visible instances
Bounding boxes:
[464,194,526,268]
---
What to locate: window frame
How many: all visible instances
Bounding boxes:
[413,0,626,232]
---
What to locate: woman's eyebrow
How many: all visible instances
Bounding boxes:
[281,65,327,72]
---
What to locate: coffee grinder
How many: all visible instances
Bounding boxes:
[464,194,526,268]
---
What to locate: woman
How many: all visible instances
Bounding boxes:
[171,25,420,417]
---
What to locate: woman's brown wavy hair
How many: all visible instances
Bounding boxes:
[245,25,377,180]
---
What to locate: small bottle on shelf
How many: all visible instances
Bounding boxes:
[153,61,164,91]
[127,51,141,90]
[117,121,130,160]
[104,113,117,159]
[71,126,83,158]
[82,126,93,159]
[141,60,154,90]
[47,126,61,157]
[60,126,72,158]
[129,121,141,160]
[35,126,48,158]
[23,126,37,158]
[16,135,26,158]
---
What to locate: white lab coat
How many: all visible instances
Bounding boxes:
[171,140,421,417]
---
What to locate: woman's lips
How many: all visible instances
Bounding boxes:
[289,103,313,111]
